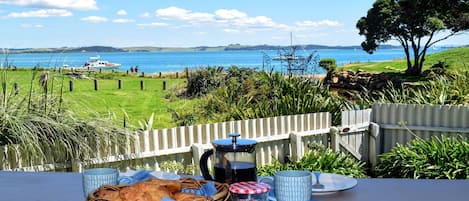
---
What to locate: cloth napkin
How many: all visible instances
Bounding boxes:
[181,181,217,197]
[118,169,153,185]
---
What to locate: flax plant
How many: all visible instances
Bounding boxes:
[0,64,131,170]
[354,71,469,107]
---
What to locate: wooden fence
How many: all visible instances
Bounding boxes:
[1,103,468,173]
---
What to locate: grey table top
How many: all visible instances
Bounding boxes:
[0,171,84,201]
[313,178,469,201]
[1,171,468,201]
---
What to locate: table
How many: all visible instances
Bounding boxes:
[0,171,84,201]
[313,178,469,201]
[0,171,468,201]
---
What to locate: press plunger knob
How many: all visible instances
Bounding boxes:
[229,133,240,144]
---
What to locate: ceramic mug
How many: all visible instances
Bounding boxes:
[83,168,118,197]
[261,170,312,201]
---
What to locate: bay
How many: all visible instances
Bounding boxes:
[2,48,447,74]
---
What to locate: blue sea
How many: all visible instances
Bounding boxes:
[2,48,448,74]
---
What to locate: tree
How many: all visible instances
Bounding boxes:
[357,0,469,75]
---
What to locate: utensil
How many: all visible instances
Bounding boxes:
[312,171,324,189]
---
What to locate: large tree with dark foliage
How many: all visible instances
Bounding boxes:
[357,0,469,75]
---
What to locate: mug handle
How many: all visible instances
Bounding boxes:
[258,176,276,201]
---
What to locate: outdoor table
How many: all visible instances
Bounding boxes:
[0,171,468,201]
[0,171,84,201]
[313,178,469,201]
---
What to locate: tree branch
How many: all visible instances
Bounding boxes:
[428,31,458,47]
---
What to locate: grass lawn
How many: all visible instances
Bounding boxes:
[2,69,200,128]
[342,46,469,73]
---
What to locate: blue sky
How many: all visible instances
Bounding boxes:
[1,0,468,48]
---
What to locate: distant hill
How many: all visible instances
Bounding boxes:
[3,44,412,54]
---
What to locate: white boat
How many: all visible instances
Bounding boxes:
[83,55,121,69]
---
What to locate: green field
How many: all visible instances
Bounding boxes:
[3,70,199,129]
[3,46,468,129]
[342,46,469,72]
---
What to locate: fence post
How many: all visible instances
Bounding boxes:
[140,80,144,90]
[159,72,162,78]
[289,132,303,161]
[69,80,74,92]
[369,122,380,170]
[191,144,205,176]
[118,79,122,89]
[94,79,98,91]
[330,127,340,151]
[176,72,179,78]
[13,83,19,95]
[163,81,166,90]
[71,159,83,172]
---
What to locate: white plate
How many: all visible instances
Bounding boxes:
[151,171,181,180]
[311,173,357,195]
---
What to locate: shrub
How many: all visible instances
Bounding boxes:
[185,66,225,97]
[354,70,469,107]
[200,72,349,125]
[319,58,337,73]
[375,135,469,179]
[258,143,367,178]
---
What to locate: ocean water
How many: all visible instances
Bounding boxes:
[2,48,447,74]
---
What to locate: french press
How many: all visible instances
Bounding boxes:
[199,133,257,184]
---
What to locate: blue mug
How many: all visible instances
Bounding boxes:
[83,168,118,197]
[260,170,312,201]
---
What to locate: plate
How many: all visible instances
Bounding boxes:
[150,171,181,180]
[311,173,357,195]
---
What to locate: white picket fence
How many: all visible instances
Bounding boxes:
[1,103,468,173]
[1,112,333,172]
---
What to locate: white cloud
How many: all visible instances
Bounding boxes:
[81,16,108,23]
[20,24,43,28]
[153,6,343,34]
[156,6,215,23]
[215,9,247,20]
[6,9,72,18]
[0,0,97,10]
[113,18,134,23]
[140,12,151,18]
[295,20,341,27]
[137,22,169,27]
[155,7,288,30]
[223,29,240,33]
[117,9,127,16]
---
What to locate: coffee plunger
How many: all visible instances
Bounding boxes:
[199,133,257,184]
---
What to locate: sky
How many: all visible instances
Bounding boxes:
[0,0,468,48]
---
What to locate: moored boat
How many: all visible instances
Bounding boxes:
[83,55,121,69]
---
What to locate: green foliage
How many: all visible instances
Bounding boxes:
[185,66,225,97]
[319,58,337,73]
[258,143,367,178]
[354,70,469,107]
[357,0,469,75]
[198,71,349,125]
[0,67,131,166]
[160,161,194,175]
[376,135,469,179]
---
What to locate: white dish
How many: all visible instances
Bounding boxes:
[151,171,181,180]
[311,173,357,195]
